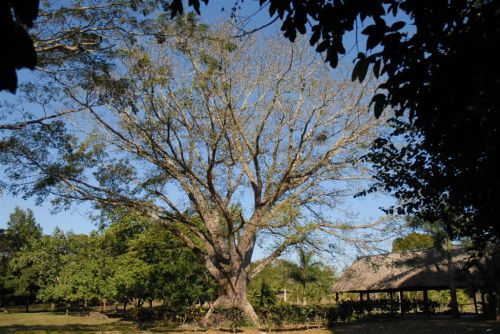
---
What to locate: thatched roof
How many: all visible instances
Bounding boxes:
[332,247,480,293]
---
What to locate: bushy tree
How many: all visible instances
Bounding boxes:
[101,209,216,312]
[0,205,216,314]
[5,254,39,312]
[249,255,336,307]
[40,233,114,312]
[392,232,435,252]
[0,229,9,307]
[4,207,41,253]
[2,207,42,311]
[12,228,67,310]
[287,249,334,305]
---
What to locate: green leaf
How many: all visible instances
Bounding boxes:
[352,58,369,82]
[316,40,329,53]
[391,21,406,31]
[188,0,201,15]
[373,59,381,78]
[309,28,321,46]
[325,47,338,68]
[371,93,386,118]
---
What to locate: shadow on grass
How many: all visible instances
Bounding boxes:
[0,324,121,333]
[0,323,214,333]
[257,325,328,332]
[328,317,500,334]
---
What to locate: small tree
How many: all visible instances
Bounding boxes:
[3,208,42,312]
[5,256,39,312]
[392,232,435,252]
[101,210,216,313]
[38,233,114,313]
[287,249,322,305]
[12,228,67,311]
[5,207,42,253]
[111,255,152,309]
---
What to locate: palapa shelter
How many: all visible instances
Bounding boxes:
[332,246,490,314]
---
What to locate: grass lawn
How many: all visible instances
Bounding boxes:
[0,312,499,333]
[0,312,125,333]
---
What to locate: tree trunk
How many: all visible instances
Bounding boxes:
[204,274,258,326]
[399,290,404,315]
[446,239,460,318]
[423,289,429,315]
[481,291,486,315]
[390,291,394,314]
[472,289,478,315]
[496,287,500,321]
[487,292,497,319]
[25,302,29,313]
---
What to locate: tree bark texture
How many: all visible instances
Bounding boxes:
[203,269,259,326]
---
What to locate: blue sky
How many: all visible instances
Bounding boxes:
[0,1,404,262]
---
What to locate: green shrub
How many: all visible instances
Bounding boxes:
[131,307,156,329]
[212,306,250,333]
[256,304,336,329]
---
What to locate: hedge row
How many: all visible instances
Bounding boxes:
[132,299,440,328]
[332,298,439,320]
[256,304,334,328]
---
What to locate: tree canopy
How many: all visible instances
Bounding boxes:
[167,0,500,245]
[0,6,391,323]
[391,232,435,252]
[4,207,42,252]
[0,207,215,314]
[3,0,497,245]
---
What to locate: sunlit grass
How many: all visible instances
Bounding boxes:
[0,312,128,333]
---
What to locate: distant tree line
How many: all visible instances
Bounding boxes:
[0,207,216,313]
[248,250,336,308]
[0,207,337,315]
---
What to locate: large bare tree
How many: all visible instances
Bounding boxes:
[1,15,389,323]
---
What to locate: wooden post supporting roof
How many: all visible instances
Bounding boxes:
[399,290,404,315]
[423,289,429,315]
[330,247,500,317]
[481,291,486,315]
[472,288,478,315]
[390,291,394,315]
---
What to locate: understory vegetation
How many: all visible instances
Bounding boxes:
[1,207,337,326]
[2,207,491,331]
